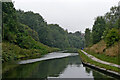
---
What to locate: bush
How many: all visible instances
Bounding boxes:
[105,28,120,47]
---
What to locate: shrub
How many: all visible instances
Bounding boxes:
[105,28,120,47]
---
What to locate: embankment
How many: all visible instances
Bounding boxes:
[2,42,59,63]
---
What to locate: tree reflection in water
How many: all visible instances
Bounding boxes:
[2,56,118,79]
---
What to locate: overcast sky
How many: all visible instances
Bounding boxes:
[13,0,119,33]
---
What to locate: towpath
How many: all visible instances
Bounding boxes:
[81,50,120,68]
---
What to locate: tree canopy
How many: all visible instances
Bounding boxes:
[2,2,84,51]
[16,10,84,49]
[84,6,120,47]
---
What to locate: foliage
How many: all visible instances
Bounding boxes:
[85,28,91,47]
[38,24,70,49]
[2,42,59,62]
[92,16,106,44]
[17,23,39,41]
[16,10,46,32]
[105,28,120,47]
[2,2,18,42]
[16,10,84,49]
[63,48,78,53]
[2,2,59,62]
[103,6,119,46]
[67,32,84,48]
[2,2,85,62]
[104,6,119,29]
[85,6,119,47]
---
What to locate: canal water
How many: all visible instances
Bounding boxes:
[2,52,118,79]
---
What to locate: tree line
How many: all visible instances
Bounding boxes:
[2,2,58,62]
[15,9,84,49]
[85,6,120,47]
[2,2,84,51]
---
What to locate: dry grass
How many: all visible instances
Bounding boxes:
[87,40,106,54]
[86,40,119,57]
[105,43,119,56]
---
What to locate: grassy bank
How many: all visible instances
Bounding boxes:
[84,50,120,65]
[78,50,120,72]
[2,42,59,62]
[85,40,119,65]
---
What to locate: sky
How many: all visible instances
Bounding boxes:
[13,0,119,33]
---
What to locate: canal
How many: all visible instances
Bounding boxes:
[2,52,118,79]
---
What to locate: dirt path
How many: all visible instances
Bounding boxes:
[81,50,120,68]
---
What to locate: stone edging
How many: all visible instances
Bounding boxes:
[79,54,120,79]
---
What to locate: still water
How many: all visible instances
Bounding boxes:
[2,52,118,79]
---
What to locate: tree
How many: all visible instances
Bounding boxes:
[67,31,84,48]
[2,2,18,42]
[104,6,119,29]
[92,16,106,44]
[105,28,120,47]
[16,6,85,49]
[85,28,91,47]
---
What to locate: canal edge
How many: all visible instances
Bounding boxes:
[79,53,120,78]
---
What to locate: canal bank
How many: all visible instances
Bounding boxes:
[79,50,120,78]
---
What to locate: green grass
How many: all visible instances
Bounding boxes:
[2,42,59,62]
[78,50,120,72]
[84,49,120,65]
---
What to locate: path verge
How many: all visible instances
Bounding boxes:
[79,50,120,78]
[81,50,120,68]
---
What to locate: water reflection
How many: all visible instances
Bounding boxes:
[2,55,118,79]
[85,67,117,80]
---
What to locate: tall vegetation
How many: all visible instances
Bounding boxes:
[16,10,84,49]
[68,31,84,48]
[2,2,59,62]
[84,28,91,47]
[85,5,120,48]
[105,28,119,47]
[2,2,18,42]
[92,16,106,44]
[2,2,85,62]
